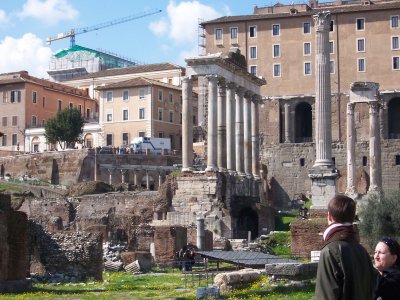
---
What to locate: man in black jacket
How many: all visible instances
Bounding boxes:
[315,195,374,300]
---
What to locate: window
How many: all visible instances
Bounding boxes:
[168,93,173,103]
[249,26,257,38]
[106,112,113,122]
[215,28,223,41]
[272,24,280,36]
[158,108,163,121]
[300,158,305,167]
[10,91,21,103]
[2,91,8,103]
[304,42,311,56]
[69,102,73,109]
[329,41,335,54]
[106,91,113,102]
[169,111,174,123]
[356,18,365,31]
[158,132,164,138]
[330,60,335,74]
[138,131,145,138]
[357,38,365,52]
[78,104,82,113]
[58,100,62,111]
[158,90,163,101]
[273,44,280,57]
[303,22,311,34]
[250,65,257,76]
[12,134,17,146]
[230,27,238,43]
[2,135,6,146]
[123,109,129,121]
[139,88,145,100]
[32,91,37,104]
[32,115,37,126]
[180,112,182,124]
[42,96,45,108]
[273,64,281,77]
[123,90,129,101]
[330,20,334,32]
[2,117,7,126]
[139,108,145,119]
[358,58,366,72]
[122,133,129,146]
[86,108,90,119]
[304,62,312,75]
[393,57,400,70]
[362,156,368,166]
[250,46,257,59]
[12,116,17,126]
[106,134,113,146]
[392,36,399,50]
[396,154,400,165]
[391,16,399,28]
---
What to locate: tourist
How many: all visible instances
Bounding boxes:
[315,195,374,299]
[373,237,400,300]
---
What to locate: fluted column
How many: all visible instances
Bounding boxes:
[217,79,227,171]
[182,77,193,172]
[368,101,382,192]
[244,91,252,177]
[313,11,333,168]
[284,102,291,143]
[206,75,218,172]
[146,170,150,190]
[251,96,261,179]
[226,82,236,174]
[346,103,357,195]
[235,87,245,175]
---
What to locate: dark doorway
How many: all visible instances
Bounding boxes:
[295,102,312,143]
[388,98,400,139]
[0,164,4,177]
[51,159,59,185]
[236,207,259,239]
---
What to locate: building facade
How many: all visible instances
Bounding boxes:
[202,0,400,206]
[0,71,98,154]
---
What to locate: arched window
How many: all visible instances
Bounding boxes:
[295,102,312,143]
[388,98,400,139]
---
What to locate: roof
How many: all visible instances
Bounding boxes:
[96,76,182,91]
[201,1,400,25]
[66,62,185,81]
[0,71,92,99]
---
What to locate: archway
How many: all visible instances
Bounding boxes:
[31,136,40,152]
[236,207,259,239]
[141,174,155,190]
[84,133,94,148]
[294,102,312,143]
[388,98,400,139]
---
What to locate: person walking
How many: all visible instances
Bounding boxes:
[315,195,374,300]
[373,237,400,300]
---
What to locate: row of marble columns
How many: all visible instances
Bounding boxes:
[346,101,382,195]
[182,76,261,179]
[105,168,165,189]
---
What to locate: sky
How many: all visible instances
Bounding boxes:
[0,0,305,78]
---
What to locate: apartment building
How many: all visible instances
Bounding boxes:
[96,77,197,151]
[202,0,400,205]
[0,71,97,153]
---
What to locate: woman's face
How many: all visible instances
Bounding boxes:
[374,241,398,272]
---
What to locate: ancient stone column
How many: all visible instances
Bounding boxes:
[235,87,245,175]
[133,170,137,186]
[251,96,261,179]
[158,172,163,188]
[121,169,126,184]
[108,169,112,185]
[244,91,252,177]
[369,101,382,193]
[206,75,218,172]
[182,77,193,172]
[346,103,357,196]
[284,101,291,143]
[313,11,334,168]
[226,82,236,174]
[197,218,205,251]
[146,170,150,190]
[217,79,227,172]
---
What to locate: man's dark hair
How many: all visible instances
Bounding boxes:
[328,195,356,223]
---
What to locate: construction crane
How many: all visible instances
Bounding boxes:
[46,8,162,48]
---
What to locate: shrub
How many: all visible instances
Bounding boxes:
[358,190,400,249]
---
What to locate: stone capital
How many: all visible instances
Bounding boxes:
[235,86,245,96]
[226,82,236,90]
[313,11,331,32]
[369,101,380,115]
[206,74,218,83]
[252,94,262,103]
[347,102,355,115]
[244,90,254,99]
[182,76,192,84]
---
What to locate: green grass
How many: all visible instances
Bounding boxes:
[261,231,292,257]
[274,211,297,231]
[0,272,315,300]
[0,182,24,192]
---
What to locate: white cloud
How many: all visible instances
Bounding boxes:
[0,10,9,24]
[149,18,169,36]
[19,0,78,25]
[0,33,53,78]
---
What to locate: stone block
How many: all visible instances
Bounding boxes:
[264,262,318,277]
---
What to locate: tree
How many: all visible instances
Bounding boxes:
[44,108,84,149]
[358,190,400,249]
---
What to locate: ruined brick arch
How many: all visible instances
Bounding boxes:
[388,97,400,139]
[294,102,313,143]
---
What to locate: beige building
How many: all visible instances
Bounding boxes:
[97,77,197,150]
[202,0,400,205]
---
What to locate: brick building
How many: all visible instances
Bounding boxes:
[201,0,400,206]
[0,71,97,153]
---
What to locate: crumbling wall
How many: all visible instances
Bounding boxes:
[290,219,326,258]
[153,226,186,262]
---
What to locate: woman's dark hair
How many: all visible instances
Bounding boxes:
[380,237,400,266]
